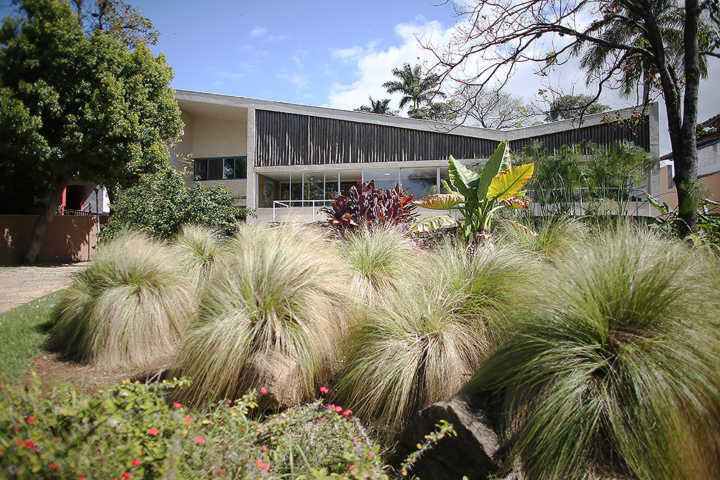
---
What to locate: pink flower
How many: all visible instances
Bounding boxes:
[131,459,141,467]
[319,386,329,395]
[122,472,131,479]
[226,399,232,405]
[34,358,41,364]
[184,416,192,425]
[261,445,268,451]
[260,387,268,395]
[24,440,36,449]
[327,403,336,410]
[147,427,159,436]
[172,402,182,408]
[255,460,270,471]
[334,406,343,413]
[78,476,87,480]
[342,409,353,417]
[26,417,36,424]
[194,436,205,444]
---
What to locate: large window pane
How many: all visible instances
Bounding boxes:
[304,173,325,202]
[223,158,234,179]
[400,167,437,198]
[208,158,223,180]
[234,157,247,179]
[291,176,302,203]
[194,159,207,180]
[363,168,397,191]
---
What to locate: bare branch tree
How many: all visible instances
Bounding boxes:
[423,0,719,232]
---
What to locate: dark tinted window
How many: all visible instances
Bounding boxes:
[193,157,247,180]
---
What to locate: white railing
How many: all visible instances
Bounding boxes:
[525,187,659,217]
[272,199,334,222]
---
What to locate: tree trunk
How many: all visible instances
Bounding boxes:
[24,179,69,264]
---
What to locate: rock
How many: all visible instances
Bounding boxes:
[394,392,504,480]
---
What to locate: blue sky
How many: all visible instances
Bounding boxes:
[136,0,460,108]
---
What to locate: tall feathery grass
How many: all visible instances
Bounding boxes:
[48,232,195,368]
[341,227,428,301]
[173,224,224,293]
[497,215,587,259]
[335,241,537,433]
[173,224,348,408]
[465,226,720,480]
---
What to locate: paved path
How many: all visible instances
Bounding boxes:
[0,263,88,313]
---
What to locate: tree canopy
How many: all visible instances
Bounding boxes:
[546,94,609,121]
[0,0,182,262]
[382,63,445,113]
[355,96,396,115]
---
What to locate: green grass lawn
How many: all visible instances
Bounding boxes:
[0,290,62,384]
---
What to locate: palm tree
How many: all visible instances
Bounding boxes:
[382,63,445,114]
[355,97,396,115]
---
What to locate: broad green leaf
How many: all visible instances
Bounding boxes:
[414,192,464,210]
[410,215,457,233]
[476,142,508,199]
[448,155,480,198]
[487,162,534,201]
[504,196,530,209]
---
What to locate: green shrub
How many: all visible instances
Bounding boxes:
[341,227,428,301]
[465,226,720,480]
[173,224,348,408]
[336,242,536,433]
[101,168,241,241]
[173,224,224,293]
[0,374,386,479]
[48,232,195,368]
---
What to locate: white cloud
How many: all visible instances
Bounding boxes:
[249,26,266,38]
[278,73,309,89]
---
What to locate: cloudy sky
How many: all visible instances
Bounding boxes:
[3,0,719,153]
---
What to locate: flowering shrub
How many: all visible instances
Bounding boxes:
[0,373,387,479]
[325,181,416,234]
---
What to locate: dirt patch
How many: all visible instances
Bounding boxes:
[29,351,174,394]
[0,263,89,313]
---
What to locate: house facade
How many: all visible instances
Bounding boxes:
[171,90,660,222]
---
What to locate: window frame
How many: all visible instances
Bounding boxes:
[193,156,247,181]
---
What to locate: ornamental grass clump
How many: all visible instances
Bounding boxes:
[173,224,224,293]
[465,226,720,480]
[48,231,194,368]
[497,215,587,259]
[173,224,348,408]
[335,241,536,433]
[341,226,428,302]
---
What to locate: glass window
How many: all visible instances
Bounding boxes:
[400,168,438,199]
[363,168,398,191]
[234,157,247,179]
[223,158,234,179]
[304,173,325,201]
[194,159,207,181]
[208,158,223,180]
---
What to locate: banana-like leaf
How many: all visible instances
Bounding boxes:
[410,215,457,233]
[476,142,508,200]
[487,162,534,201]
[414,192,464,210]
[448,155,480,198]
[504,196,531,209]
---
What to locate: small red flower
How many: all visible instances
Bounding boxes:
[260,387,268,395]
[33,358,41,364]
[216,470,224,476]
[184,416,192,425]
[132,458,141,467]
[327,403,336,410]
[334,406,343,413]
[122,472,131,479]
[172,402,182,408]
[13,425,21,433]
[226,399,232,405]
[15,440,23,446]
[342,409,353,417]
[26,417,36,424]
[24,440,36,449]
[261,445,268,451]
[48,463,59,470]
[78,476,87,480]
[319,386,329,395]
[147,427,159,436]
[255,460,270,471]
[194,436,206,444]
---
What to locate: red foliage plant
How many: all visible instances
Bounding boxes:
[325,180,416,233]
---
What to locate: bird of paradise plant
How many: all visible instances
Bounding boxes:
[412,142,534,241]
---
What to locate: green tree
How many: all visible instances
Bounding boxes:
[355,96,396,115]
[382,63,445,115]
[0,0,182,263]
[67,0,159,48]
[545,94,609,121]
[408,100,459,123]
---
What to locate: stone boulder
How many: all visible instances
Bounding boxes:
[394,392,509,480]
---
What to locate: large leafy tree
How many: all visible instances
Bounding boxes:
[546,94,609,121]
[355,96,397,115]
[67,0,159,48]
[427,0,720,232]
[0,0,182,263]
[382,63,446,115]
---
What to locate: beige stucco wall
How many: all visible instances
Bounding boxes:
[170,109,249,206]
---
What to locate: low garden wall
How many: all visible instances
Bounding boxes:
[0,214,107,265]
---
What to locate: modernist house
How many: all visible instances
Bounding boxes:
[171,90,660,222]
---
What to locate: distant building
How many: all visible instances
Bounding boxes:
[171,90,660,222]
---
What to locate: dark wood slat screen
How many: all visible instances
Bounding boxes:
[256,110,651,167]
[256,110,498,167]
[509,117,650,154]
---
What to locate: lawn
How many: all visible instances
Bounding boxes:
[0,290,63,384]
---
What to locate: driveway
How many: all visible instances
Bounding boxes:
[0,263,88,313]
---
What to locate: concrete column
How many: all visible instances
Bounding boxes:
[246,107,258,217]
[648,102,661,196]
